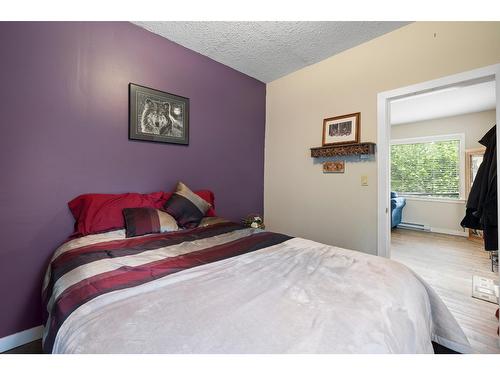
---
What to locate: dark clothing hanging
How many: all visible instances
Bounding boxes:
[461,125,498,250]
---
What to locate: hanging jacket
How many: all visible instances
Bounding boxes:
[461,125,497,251]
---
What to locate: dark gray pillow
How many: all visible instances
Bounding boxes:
[163,182,211,229]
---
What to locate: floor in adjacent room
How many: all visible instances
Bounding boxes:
[391,228,499,354]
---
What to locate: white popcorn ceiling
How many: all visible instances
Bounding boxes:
[132,21,411,83]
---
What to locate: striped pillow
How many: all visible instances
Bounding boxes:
[163,182,212,229]
[123,207,178,238]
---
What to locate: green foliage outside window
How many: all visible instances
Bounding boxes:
[391,139,460,198]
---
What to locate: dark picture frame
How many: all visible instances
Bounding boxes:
[129,83,189,145]
[322,112,360,146]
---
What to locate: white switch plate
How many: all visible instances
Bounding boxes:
[361,175,368,186]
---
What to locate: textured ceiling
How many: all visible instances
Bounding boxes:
[133,21,410,82]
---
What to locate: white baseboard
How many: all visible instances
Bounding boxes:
[398,224,468,237]
[430,227,468,237]
[398,222,431,231]
[0,325,43,353]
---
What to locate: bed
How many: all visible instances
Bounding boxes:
[42,218,470,354]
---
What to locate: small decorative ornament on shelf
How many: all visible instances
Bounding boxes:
[242,214,265,229]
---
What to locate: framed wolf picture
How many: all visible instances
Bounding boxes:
[129,83,189,145]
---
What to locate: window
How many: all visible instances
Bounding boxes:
[391,134,464,200]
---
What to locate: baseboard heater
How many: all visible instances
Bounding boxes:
[398,222,431,232]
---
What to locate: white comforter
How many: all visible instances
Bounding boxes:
[49,229,470,354]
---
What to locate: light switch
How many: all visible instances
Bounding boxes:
[361,175,368,186]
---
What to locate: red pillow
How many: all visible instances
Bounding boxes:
[69,192,167,236]
[69,190,216,237]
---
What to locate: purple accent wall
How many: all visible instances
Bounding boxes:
[0,22,266,338]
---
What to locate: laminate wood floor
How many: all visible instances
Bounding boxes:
[391,229,499,354]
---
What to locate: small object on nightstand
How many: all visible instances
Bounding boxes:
[242,214,265,229]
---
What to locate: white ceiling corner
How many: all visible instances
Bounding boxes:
[132,21,411,83]
[390,80,496,125]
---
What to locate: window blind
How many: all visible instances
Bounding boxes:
[391,139,460,199]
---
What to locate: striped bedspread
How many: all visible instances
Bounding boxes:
[42,220,470,354]
[42,221,290,352]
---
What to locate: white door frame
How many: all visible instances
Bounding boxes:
[377,63,500,258]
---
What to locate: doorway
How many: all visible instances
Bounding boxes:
[378,65,500,257]
[377,64,500,353]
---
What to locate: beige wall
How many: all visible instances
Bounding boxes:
[391,110,496,235]
[391,110,496,149]
[398,199,467,235]
[265,22,500,255]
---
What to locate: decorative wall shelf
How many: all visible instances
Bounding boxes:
[310,142,376,158]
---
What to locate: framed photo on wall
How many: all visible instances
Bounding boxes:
[322,112,360,146]
[129,83,189,145]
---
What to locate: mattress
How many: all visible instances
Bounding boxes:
[42,219,470,353]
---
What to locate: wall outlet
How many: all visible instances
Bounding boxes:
[361,175,368,186]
